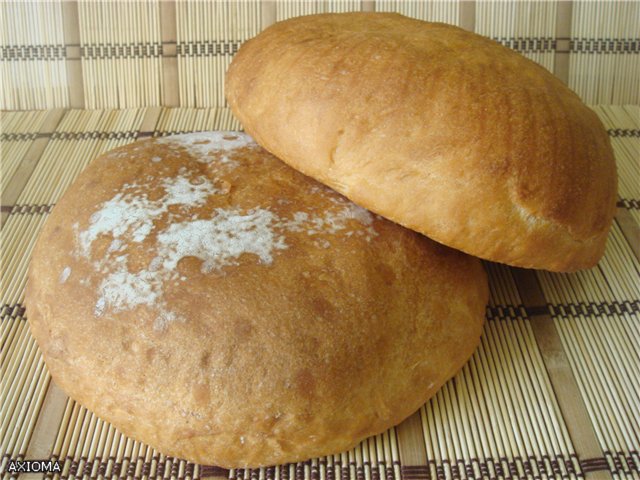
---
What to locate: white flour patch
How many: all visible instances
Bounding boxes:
[305,185,378,237]
[314,204,375,235]
[79,175,217,256]
[96,266,159,315]
[92,208,285,328]
[338,203,374,226]
[148,256,163,272]
[162,175,218,206]
[88,199,376,326]
[81,172,222,326]
[279,203,377,239]
[59,267,71,284]
[157,208,287,273]
[151,156,162,162]
[157,131,256,165]
[109,151,129,159]
[155,310,180,331]
[94,297,106,317]
[108,238,124,253]
[80,193,164,254]
[94,255,183,331]
[313,239,331,249]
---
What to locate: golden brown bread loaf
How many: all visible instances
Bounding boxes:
[226,13,617,272]
[26,132,488,467]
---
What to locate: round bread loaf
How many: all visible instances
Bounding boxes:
[26,132,488,467]
[225,13,617,272]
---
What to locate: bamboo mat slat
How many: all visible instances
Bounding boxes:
[405,263,580,480]
[77,2,162,109]
[176,1,261,108]
[534,224,640,477]
[155,106,242,134]
[568,1,640,105]
[0,111,50,196]
[475,1,556,73]
[1,314,50,474]
[14,109,146,206]
[0,1,68,110]
[1,106,639,480]
[276,1,362,22]
[0,109,66,229]
[375,0,460,26]
[593,106,640,226]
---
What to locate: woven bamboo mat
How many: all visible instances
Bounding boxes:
[1,1,638,110]
[0,111,51,197]
[0,106,638,480]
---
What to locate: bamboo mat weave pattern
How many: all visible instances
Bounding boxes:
[475,2,557,73]
[376,1,460,27]
[0,106,638,480]
[77,3,163,109]
[568,2,639,105]
[1,1,638,109]
[176,2,261,108]
[276,1,362,21]
[0,111,51,196]
[0,1,68,110]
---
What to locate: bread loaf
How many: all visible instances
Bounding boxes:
[26,132,488,467]
[226,13,617,272]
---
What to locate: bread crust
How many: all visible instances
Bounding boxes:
[226,13,618,272]
[26,133,488,467]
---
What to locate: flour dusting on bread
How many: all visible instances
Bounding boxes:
[75,132,378,327]
[280,204,376,239]
[80,193,161,255]
[313,204,375,236]
[59,267,71,284]
[157,132,256,165]
[96,266,160,315]
[163,175,219,206]
[157,208,287,273]
[79,175,217,256]
[92,207,288,329]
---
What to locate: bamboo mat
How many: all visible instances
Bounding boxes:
[1,1,638,110]
[0,106,638,480]
[0,1,68,109]
[475,2,557,73]
[0,111,51,197]
[77,3,163,109]
[568,2,639,105]
[175,2,261,108]
[275,1,362,21]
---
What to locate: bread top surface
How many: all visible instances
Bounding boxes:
[26,132,488,467]
[226,12,617,272]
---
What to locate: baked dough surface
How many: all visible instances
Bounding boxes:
[226,13,617,271]
[26,133,487,467]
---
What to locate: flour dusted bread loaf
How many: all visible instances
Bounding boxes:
[26,132,488,467]
[226,13,617,272]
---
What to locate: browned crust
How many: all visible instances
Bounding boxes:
[226,13,617,272]
[26,134,488,467]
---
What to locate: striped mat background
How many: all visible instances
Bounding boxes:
[1,1,639,110]
[0,106,638,480]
